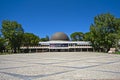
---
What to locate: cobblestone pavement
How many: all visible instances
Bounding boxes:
[0,52,120,80]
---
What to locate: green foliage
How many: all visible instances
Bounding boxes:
[115,51,120,54]
[40,35,49,41]
[0,37,6,52]
[22,33,40,46]
[90,13,120,52]
[83,32,92,41]
[1,20,24,53]
[46,35,49,41]
[70,32,84,41]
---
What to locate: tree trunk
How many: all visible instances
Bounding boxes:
[14,47,17,53]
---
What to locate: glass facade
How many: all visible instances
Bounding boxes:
[50,44,68,47]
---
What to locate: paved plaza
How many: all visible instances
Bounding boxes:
[0,52,120,80]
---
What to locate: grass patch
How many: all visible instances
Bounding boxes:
[0,52,13,55]
[115,51,120,55]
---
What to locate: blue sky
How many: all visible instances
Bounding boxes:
[0,0,120,38]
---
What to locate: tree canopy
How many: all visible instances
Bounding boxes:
[70,32,84,41]
[40,35,49,41]
[89,13,120,52]
[83,32,92,41]
[0,37,6,52]
[22,33,40,47]
[1,20,24,53]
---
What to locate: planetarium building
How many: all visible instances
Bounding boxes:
[21,32,93,52]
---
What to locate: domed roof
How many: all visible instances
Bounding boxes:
[51,32,69,41]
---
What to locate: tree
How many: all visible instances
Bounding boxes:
[46,35,49,41]
[22,33,40,47]
[70,32,84,41]
[40,35,49,41]
[90,13,120,52]
[0,37,6,53]
[83,32,92,41]
[1,20,24,53]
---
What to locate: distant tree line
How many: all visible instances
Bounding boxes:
[0,13,120,53]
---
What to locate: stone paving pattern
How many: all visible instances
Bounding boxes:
[0,52,120,80]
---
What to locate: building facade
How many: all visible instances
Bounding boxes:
[21,32,93,52]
